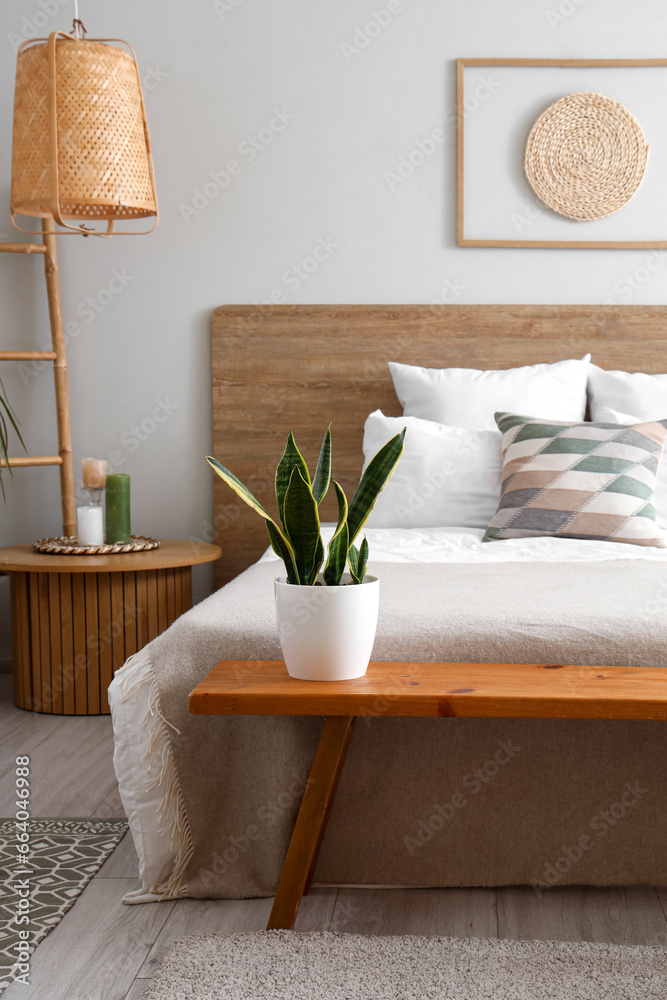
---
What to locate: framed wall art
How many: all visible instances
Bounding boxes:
[457,58,667,248]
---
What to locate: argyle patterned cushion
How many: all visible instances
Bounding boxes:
[483,413,667,547]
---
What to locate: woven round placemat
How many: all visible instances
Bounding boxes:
[33,535,160,556]
[524,92,649,221]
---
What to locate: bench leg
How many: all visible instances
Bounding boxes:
[266,715,356,931]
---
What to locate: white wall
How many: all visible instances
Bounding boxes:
[2,0,667,663]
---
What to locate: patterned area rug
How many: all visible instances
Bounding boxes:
[142,930,667,999]
[0,818,128,993]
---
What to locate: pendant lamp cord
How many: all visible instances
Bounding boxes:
[72,1,87,38]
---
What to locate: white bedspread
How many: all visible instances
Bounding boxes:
[262,525,667,564]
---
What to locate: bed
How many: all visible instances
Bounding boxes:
[109,304,667,903]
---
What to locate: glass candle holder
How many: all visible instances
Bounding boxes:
[82,458,107,490]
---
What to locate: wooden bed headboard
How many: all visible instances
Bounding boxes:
[211,304,667,585]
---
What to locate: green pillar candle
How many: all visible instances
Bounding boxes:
[105,474,131,544]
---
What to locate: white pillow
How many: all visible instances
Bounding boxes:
[362,410,502,529]
[596,405,667,530]
[588,365,667,422]
[389,356,591,430]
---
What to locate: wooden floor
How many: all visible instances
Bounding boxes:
[2,674,667,1000]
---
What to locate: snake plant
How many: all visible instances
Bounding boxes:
[0,378,26,499]
[206,424,405,585]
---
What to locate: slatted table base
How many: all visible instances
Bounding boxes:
[11,566,192,714]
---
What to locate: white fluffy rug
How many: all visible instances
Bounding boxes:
[140,930,667,999]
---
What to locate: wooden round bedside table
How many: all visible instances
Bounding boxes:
[0,540,221,716]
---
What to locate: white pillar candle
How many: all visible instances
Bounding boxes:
[82,458,108,489]
[77,505,105,546]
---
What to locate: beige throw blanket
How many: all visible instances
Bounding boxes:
[118,558,667,899]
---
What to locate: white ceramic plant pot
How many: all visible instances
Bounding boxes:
[274,574,380,681]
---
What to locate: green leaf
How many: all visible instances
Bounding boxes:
[324,479,349,586]
[308,533,325,586]
[347,430,406,545]
[207,456,273,519]
[312,424,332,504]
[347,543,360,584]
[283,466,321,585]
[206,455,298,582]
[348,538,369,584]
[0,382,25,452]
[275,431,311,529]
[325,522,349,586]
[266,521,300,585]
[356,537,369,583]
[0,415,9,500]
[348,538,369,585]
[0,378,27,497]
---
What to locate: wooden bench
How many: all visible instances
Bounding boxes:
[189,659,667,930]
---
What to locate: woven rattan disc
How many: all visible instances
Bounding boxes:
[33,535,160,556]
[524,92,649,221]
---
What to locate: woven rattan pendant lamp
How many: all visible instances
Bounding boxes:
[11,18,158,236]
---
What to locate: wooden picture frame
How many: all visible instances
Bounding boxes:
[457,58,667,249]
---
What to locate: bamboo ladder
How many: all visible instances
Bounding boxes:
[0,217,75,535]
